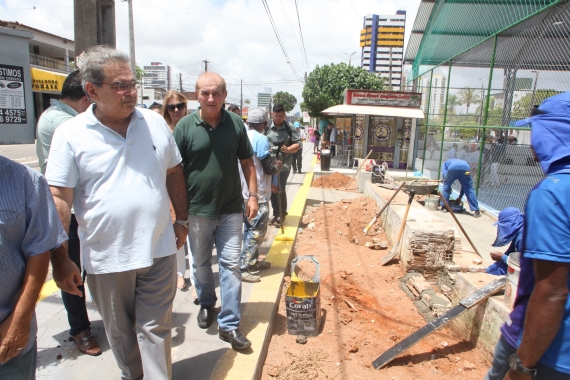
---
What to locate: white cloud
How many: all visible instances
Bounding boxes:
[0,0,421,113]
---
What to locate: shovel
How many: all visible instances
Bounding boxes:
[380,190,415,265]
[363,181,405,235]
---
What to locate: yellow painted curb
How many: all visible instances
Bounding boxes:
[210,161,314,380]
[38,279,59,302]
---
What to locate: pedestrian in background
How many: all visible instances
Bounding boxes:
[149,102,163,114]
[46,46,188,379]
[174,71,258,351]
[265,103,300,227]
[292,121,305,174]
[485,92,570,380]
[312,127,321,154]
[239,109,282,282]
[162,90,191,290]
[35,70,102,356]
[0,156,67,380]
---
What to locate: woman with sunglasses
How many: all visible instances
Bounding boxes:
[161,91,190,289]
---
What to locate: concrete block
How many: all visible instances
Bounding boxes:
[358,171,372,193]
[364,182,454,273]
[447,272,510,362]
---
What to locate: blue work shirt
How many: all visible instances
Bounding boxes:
[501,173,570,374]
[441,159,471,178]
[0,156,67,359]
[486,229,523,276]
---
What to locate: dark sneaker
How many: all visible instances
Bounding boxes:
[273,216,285,227]
[298,170,302,174]
[473,210,482,218]
[256,261,271,270]
[219,328,252,350]
[197,306,214,329]
[242,272,260,283]
[441,207,448,213]
[269,216,279,225]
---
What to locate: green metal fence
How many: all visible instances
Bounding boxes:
[409,0,570,213]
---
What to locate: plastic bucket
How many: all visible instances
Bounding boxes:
[504,252,521,310]
[424,195,439,211]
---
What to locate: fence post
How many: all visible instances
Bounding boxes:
[437,61,453,180]
[476,35,497,195]
[421,70,434,174]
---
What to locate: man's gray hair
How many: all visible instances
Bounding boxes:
[81,45,130,89]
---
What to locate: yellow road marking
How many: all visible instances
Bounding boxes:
[38,279,59,302]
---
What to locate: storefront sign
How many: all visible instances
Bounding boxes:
[344,90,421,108]
[30,68,67,93]
[0,64,27,124]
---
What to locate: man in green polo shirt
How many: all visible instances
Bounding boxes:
[173,72,258,351]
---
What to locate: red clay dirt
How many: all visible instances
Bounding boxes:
[262,196,491,380]
[312,172,358,191]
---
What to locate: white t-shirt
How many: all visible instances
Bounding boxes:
[240,129,272,203]
[46,105,182,274]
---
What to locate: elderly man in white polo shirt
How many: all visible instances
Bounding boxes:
[46,46,188,380]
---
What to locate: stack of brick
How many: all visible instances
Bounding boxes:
[405,274,452,317]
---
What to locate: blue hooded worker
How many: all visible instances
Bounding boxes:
[440,158,481,217]
[485,207,524,276]
[485,92,570,380]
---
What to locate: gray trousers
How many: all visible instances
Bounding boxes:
[88,254,177,380]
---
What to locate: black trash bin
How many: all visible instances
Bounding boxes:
[320,149,331,171]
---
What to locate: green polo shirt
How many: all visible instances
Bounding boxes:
[173,108,254,218]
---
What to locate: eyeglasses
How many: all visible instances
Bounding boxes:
[166,102,186,112]
[102,80,138,92]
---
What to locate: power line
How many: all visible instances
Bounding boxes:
[261,0,303,82]
[294,0,309,72]
[347,0,361,20]
[279,0,306,71]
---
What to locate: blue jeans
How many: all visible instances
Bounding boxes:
[441,169,479,211]
[485,335,570,380]
[0,341,36,380]
[188,213,243,331]
[240,202,270,271]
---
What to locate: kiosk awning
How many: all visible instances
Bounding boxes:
[322,104,425,119]
[30,67,68,93]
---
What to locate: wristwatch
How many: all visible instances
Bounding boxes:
[509,354,537,377]
[249,193,259,199]
[174,219,190,228]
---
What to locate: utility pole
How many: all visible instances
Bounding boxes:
[203,60,210,72]
[529,70,539,115]
[125,0,136,74]
[240,80,243,117]
[74,0,116,55]
[179,73,183,92]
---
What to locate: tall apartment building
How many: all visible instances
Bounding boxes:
[419,74,447,116]
[360,11,406,88]
[143,62,171,90]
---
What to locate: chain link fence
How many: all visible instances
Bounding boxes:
[410,1,570,213]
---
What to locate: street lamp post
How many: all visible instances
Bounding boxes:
[342,51,356,66]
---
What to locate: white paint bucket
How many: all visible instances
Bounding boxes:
[424,194,439,211]
[504,252,521,310]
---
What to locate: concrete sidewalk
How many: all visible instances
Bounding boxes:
[33,143,316,379]
[0,143,39,169]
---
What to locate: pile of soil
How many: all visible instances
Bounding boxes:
[262,196,490,379]
[312,172,358,191]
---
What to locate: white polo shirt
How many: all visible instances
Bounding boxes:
[46,105,182,274]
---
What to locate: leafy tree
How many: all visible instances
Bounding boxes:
[244,99,251,105]
[512,90,561,118]
[299,101,308,112]
[446,94,462,124]
[457,88,481,115]
[135,65,146,81]
[272,91,297,112]
[302,62,385,117]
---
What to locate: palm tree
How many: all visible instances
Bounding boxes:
[458,88,481,115]
[446,94,462,115]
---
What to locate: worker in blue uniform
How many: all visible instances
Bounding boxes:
[440,158,481,217]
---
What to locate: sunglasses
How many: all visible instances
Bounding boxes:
[166,102,186,112]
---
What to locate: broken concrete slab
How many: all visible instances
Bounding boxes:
[364,182,454,273]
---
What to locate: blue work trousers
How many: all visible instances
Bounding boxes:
[441,169,479,211]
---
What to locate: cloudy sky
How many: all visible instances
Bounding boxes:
[0,0,422,113]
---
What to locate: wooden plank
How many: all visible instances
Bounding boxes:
[371,277,505,370]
